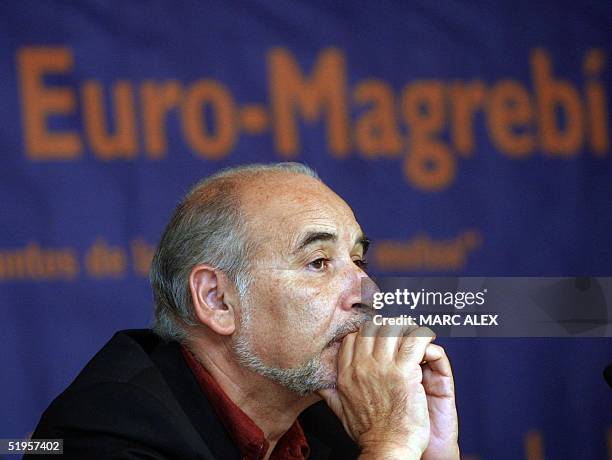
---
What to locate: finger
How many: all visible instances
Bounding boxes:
[422,364,455,398]
[371,323,403,362]
[316,388,343,419]
[397,326,436,365]
[405,325,435,341]
[422,343,453,378]
[353,320,377,362]
[338,331,357,370]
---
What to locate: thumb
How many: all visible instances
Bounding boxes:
[316,388,344,419]
[317,387,359,443]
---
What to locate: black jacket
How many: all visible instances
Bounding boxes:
[28,329,359,459]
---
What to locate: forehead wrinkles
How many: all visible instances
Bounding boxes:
[250,204,352,262]
[238,175,359,261]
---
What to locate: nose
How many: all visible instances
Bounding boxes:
[339,263,380,313]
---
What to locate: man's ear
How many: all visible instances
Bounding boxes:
[189,265,236,335]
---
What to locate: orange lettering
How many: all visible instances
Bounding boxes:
[82,81,138,159]
[181,80,236,159]
[449,82,486,156]
[17,47,81,159]
[353,80,402,157]
[486,80,534,156]
[141,80,182,158]
[583,49,608,155]
[268,48,350,157]
[532,49,584,156]
[402,82,454,191]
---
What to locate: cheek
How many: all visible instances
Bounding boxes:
[245,286,333,361]
[252,273,329,324]
[244,267,354,362]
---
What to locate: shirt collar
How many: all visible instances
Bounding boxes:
[180,346,310,460]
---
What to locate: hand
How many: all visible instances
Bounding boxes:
[317,324,445,459]
[420,343,459,460]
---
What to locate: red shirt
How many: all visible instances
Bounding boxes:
[181,346,310,460]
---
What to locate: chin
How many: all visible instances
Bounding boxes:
[317,343,340,385]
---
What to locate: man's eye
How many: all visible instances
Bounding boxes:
[354,259,369,271]
[307,258,328,271]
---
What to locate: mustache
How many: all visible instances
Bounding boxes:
[326,310,373,347]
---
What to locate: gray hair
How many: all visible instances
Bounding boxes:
[150,162,320,343]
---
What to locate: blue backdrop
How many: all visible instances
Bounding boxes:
[1,1,611,458]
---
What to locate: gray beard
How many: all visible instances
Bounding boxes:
[231,304,368,395]
[233,335,330,395]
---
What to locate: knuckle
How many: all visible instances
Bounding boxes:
[353,365,369,382]
[337,371,353,389]
[387,370,406,386]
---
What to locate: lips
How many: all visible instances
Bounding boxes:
[329,332,351,346]
[325,332,348,348]
[326,321,364,348]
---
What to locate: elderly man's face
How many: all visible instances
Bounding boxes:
[231,173,371,394]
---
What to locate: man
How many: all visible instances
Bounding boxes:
[29,163,459,459]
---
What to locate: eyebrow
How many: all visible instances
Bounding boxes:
[293,231,371,255]
[294,231,337,254]
[358,235,371,255]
